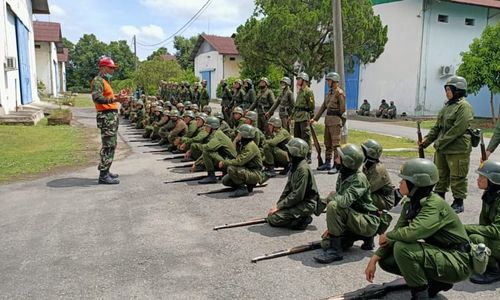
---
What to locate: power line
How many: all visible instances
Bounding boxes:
[136,0,213,48]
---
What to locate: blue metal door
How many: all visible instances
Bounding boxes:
[15,18,32,105]
[200,71,211,98]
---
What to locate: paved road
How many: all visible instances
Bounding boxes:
[0,110,499,299]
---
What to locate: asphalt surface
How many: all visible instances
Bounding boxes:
[1,109,499,299]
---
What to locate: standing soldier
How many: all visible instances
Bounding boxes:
[232,79,245,111]
[220,79,233,123]
[200,80,210,109]
[291,72,315,163]
[249,77,275,134]
[191,83,201,106]
[365,158,473,299]
[242,79,256,111]
[263,116,292,178]
[420,76,474,213]
[267,138,319,229]
[311,72,345,174]
[267,76,294,131]
[91,56,126,184]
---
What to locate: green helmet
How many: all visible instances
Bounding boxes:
[169,109,179,117]
[205,116,220,129]
[260,77,270,86]
[244,111,258,122]
[196,112,208,122]
[445,75,467,91]
[214,112,224,120]
[136,100,144,106]
[297,72,309,82]
[286,138,309,158]
[233,106,244,115]
[157,107,164,113]
[280,77,291,86]
[203,106,212,114]
[326,72,340,82]
[234,79,243,86]
[338,144,365,170]
[238,124,256,139]
[244,78,253,85]
[361,139,383,160]
[184,101,192,107]
[165,101,172,107]
[268,116,282,128]
[476,160,500,185]
[191,103,199,111]
[176,103,185,109]
[399,158,439,187]
[183,111,195,119]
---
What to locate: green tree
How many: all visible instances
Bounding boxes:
[107,40,136,80]
[457,22,500,122]
[174,35,199,70]
[134,60,183,95]
[235,0,388,80]
[67,34,107,90]
[147,47,169,61]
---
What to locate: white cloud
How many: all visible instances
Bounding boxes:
[49,4,66,17]
[121,25,140,37]
[121,25,165,40]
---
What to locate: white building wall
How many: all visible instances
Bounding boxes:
[222,55,242,78]
[35,42,50,94]
[194,49,224,99]
[0,0,39,114]
[358,0,423,115]
[49,41,58,96]
[58,61,66,93]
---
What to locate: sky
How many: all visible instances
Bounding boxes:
[34,0,256,60]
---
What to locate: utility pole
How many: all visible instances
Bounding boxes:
[133,35,138,71]
[332,0,347,143]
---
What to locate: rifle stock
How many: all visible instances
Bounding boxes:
[213,218,267,231]
[167,164,192,169]
[325,278,408,300]
[417,121,425,158]
[251,241,321,263]
[164,173,222,184]
[310,124,324,166]
[199,184,267,196]
[480,132,487,161]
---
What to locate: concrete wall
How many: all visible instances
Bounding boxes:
[358,0,423,116]
[35,41,58,96]
[58,61,66,93]
[194,49,223,99]
[222,55,242,79]
[0,0,39,114]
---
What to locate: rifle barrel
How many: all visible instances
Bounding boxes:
[310,124,324,166]
[417,121,425,158]
[213,218,267,231]
[250,241,321,263]
[480,132,487,161]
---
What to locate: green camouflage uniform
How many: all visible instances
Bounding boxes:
[221,140,264,188]
[386,103,397,119]
[202,129,237,172]
[263,128,291,168]
[249,87,275,133]
[167,119,187,149]
[363,162,395,211]
[219,120,233,139]
[422,97,474,200]
[185,120,200,139]
[158,120,175,141]
[192,88,201,106]
[184,130,210,161]
[268,87,294,131]
[267,159,319,227]
[291,86,315,157]
[357,102,370,116]
[377,194,472,288]
[200,86,210,108]
[376,102,389,117]
[232,88,245,111]
[242,87,256,111]
[487,120,500,153]
[221,86,233,122]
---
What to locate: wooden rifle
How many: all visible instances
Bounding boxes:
[199,183,267,196]
[213,218,267,231]
[251,241,321,263]
[325,278,408,300]
[417,121,425,158]
[480,131,487,161]
[310,124,324,166]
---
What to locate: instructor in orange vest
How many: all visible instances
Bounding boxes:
[91,56,126,184]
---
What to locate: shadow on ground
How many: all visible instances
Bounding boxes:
[46,177,98,188]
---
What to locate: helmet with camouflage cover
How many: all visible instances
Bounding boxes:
[214,112,224,120]
[233,106,244,115]
[203,106,212,114]
[183,111,195,119]
[238,124,256,139]
[399,158,439,187]
[280,77,291,86]
[244,78,253,85]
[445,76,467,91]
[169,109,179,118]
[205,116,220,129]
[244,111,258,122]
[268,116,282,128]
[297,72,309,82]
[196,112,208,122]
[326,72,340,82]
[286,138,309,158]
[260,77,270,86]
[338,144,365,170]
[476,160,500,185]
[361,139,383,160]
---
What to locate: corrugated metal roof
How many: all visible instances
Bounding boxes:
[33,21,61,42]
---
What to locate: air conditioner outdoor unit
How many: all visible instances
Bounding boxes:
[4,57,17,71]
[440,65,454,77]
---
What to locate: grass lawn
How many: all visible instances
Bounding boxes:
[313,124,434,158]
[393,118,497,138]
[72,93,94,108]
[0,118,98,183]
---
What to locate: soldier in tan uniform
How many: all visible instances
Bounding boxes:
[311,72,345,174]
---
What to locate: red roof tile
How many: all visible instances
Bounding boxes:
[33,21,62,42]
[450,0,500,8]
[201,35,239,55]
[160,54,177,61]
[57,48,69,62]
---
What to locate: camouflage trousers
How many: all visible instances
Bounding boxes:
[96,111,119,171]
[267,202,315,227]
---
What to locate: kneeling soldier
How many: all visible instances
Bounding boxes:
[365,158,472,299]
[219,124,266,197]
[361,139,395,211]
[314,144,381,264]
[466,160,500,284]
[242,111,265,148]
[267,138,319,230]
[263,116,291,177]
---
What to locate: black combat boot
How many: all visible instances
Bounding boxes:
[289,216,313,230]
[360,236,375,250]
[247,184,256,193]
[98,171,120,184]
[198,172,218,184]
[428,281,453,297]
[317,160,332,171]
[313,236,343,264]
[108,171,119,179]
[470,266,500,284]
[410,286,429,300]
[229,186,250,198]
[451,198,464,214]
[328,164,340,175]
[279,165,290,175]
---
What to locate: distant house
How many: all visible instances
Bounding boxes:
[0,0,49,115]
[160,54,177,62]
[33,21,65,97]
[191,34,242,99]
[57,48,68,93]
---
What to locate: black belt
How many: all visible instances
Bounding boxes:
[450,243,471,253]
[99,109,118,113]
[327,111,341,116]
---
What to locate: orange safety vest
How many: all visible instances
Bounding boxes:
[93,77,118,112]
